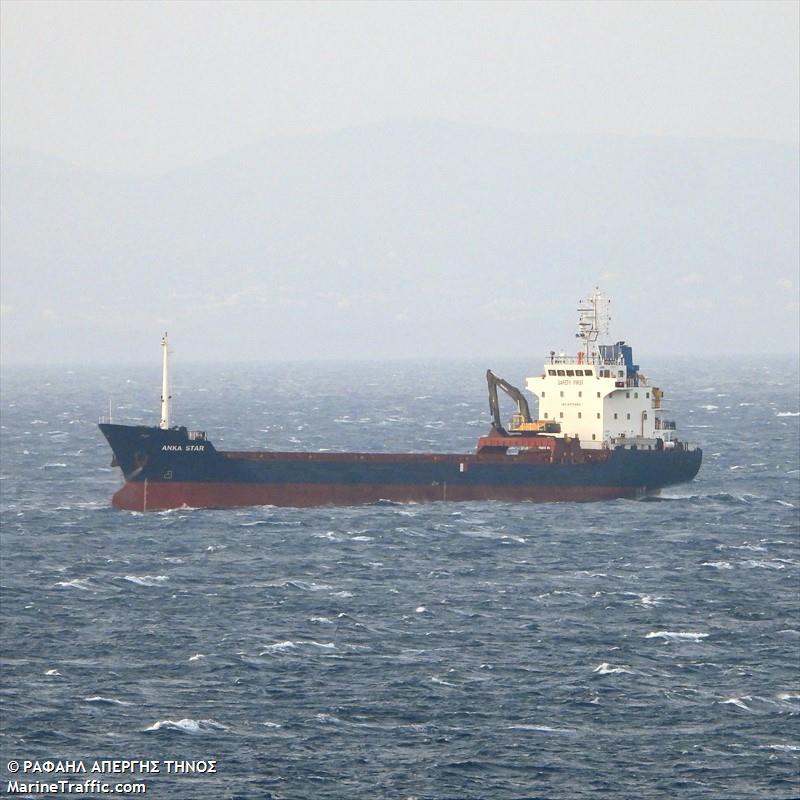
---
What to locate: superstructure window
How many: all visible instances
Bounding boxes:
[574,369,583,376]
[614,413,618,420]
[541,392,546,398]
[560,391,564,397]
[646,392,650,398]
[557,370,565,376]
[584,369,593,376]
[596,412,601,419]
[627,413,631,420]
[626,392,630,399]
[578,391,582,397]
[548,370,556,376]
[543,413,548,419]
[559,412,564,419]
[597,392,601,398]
[634,392,638,399]
[578,412,582,419]
[566,370,575,377]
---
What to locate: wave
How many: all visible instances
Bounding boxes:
[145,718,227,735]
[122,575,169,586]
[776,411,800,417]
[84,696,133,706]
[259,641,297,654]
[507,724,577,734]
[760,744,800,752]
[646,631,709,641]
[593,663,633,675]
[55,578,91,591]
[721,697,750,711]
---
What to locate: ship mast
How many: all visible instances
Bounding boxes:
[159,333,171,430]
[576,288,610,361]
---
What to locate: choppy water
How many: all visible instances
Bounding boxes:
[1,357,798,799]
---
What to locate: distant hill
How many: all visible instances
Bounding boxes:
[1,120,797,364]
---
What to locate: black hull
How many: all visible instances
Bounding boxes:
[99,424,702,511]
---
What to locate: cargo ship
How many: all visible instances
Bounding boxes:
[99,291,701,510]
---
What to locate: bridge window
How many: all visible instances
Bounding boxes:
[578,391,582,397]
[597,392,601,398]
[541,391,546,397]
[584,369,593,376]
[560,390,564,397]
[566,370,575,376]
[574,369,583,376]
[634,392,638,399]
[578,412,582,419]
[596,412,601,419]
[592,434,596,440]
[646,392,650,398]
[557,370,565,376]
[614,413,618,420]
[626,392,630,398]
[627,413,631,420]
[559,412,564,418]
[548,370,556,376]
[543,413,548,419]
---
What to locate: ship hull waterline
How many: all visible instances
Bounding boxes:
[100,423,702,512]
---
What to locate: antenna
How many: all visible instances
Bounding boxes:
[575,288,611,359]
[159,333,171,429]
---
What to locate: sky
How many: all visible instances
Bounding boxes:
[2,0,798,177]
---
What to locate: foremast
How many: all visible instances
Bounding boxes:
[160,332,171,430]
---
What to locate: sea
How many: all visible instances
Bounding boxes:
[1,356,798,800]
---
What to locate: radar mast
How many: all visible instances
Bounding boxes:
[576,288,611,360]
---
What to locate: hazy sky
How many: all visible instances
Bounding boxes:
[2,0,798,177]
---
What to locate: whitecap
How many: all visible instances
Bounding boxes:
[84,696,132,706]
[701,561,733,570]
[646,631,709,641]
[55,578,91,591]
[287,580,332,592]
[123,575,169,586]
[593,663,633,675]
[760,744,800,752]
[721,697,750,711]
[698,404,718,411]
[309,616,333,624]
[261,721,282,728]
[45,669,61,676]
[308,641,335,649]
[42,462,67,469]
[188,654,206,662]
[507,724,576,734]
[430,676,457,687]
[741,560,785,570]
[145,718,227,734]
[415,606,427,613]
[259,641,297,654]
[776,411,800,417]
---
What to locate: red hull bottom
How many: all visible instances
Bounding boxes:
[111,480,646,511]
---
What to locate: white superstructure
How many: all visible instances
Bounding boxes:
[525,290,677,450]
